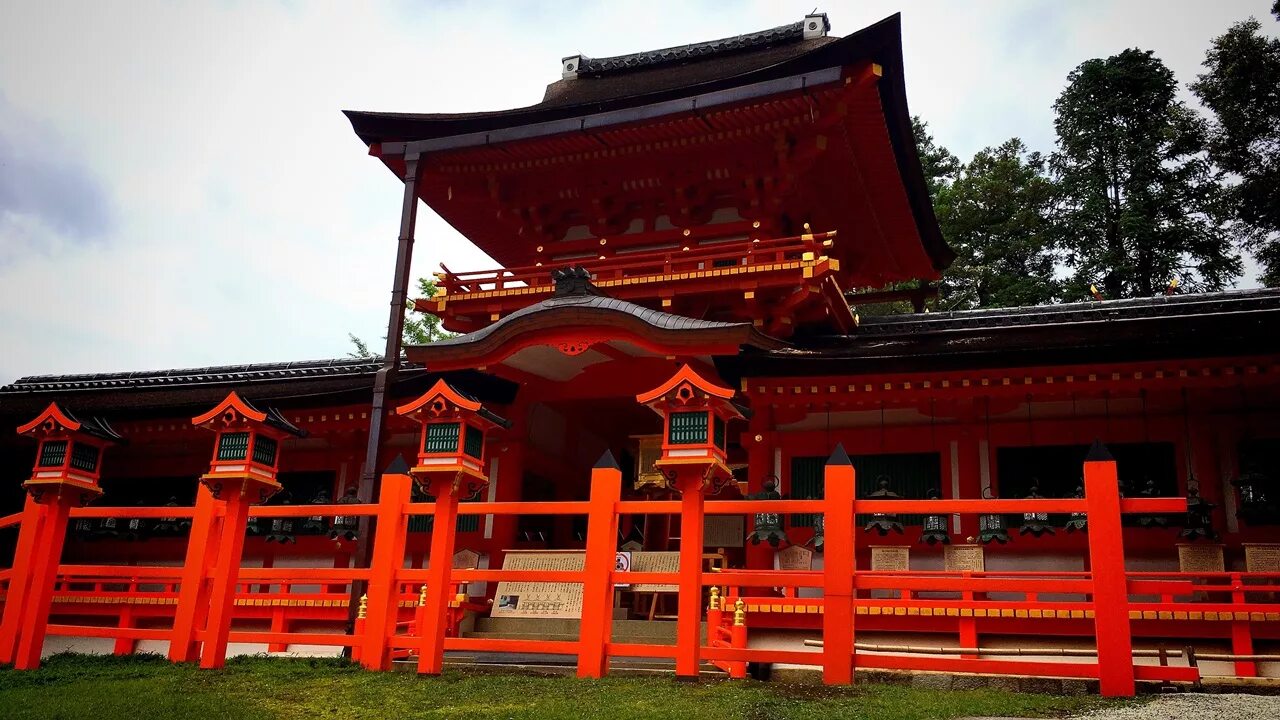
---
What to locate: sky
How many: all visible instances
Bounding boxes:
[0,0,1275,385]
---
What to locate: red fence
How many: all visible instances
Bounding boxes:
[0,445,1213,696]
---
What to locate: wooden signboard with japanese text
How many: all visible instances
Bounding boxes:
[776,545,814,571]
[704,515,745,548]
[944,545,985,573]
[492,550,585,619]
[1177,544,1225,573]
[629,551,680,593]
[1245,544,1280,573]
[871,546,911,571]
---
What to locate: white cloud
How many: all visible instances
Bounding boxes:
[0,0,1271,383]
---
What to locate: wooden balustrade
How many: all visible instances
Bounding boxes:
[0,448,1248,695]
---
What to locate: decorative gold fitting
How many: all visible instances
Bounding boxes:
[709,585,721,611]
[419,584,428,606]
[357,593,368,619]
[733,598,746,626]
[455,592,467,605]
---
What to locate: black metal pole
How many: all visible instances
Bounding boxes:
[346,152,421,636]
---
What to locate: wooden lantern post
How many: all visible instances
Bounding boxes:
[636,364,744,679]
[396,379,509,675]
[174,392,304,668]
[0,403,122,669]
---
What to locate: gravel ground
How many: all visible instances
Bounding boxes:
[1069,693,1280,719]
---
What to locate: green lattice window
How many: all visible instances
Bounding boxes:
[217,432,250,461]
[70,443,99,472]
[424,423,461,453]
[789,456,824,527]
[38,440,68,467]
[669,411,708,445]
[252,436,278,466]
[713,415,726,451]
[463,424,483,459]
[788,452,943,528]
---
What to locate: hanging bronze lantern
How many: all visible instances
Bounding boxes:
[329,486,361,541]
[1134,477,1169,528]
[1179,481,1218,541]
[863,475,904,536]
[978,487,1010,544]
[746,477,788,547]
[265,492,297,544]
[1018,482,1055,537]
[300,488,331,535]
[1064,485,1088,533]
[73,516,99,541]
[1234,463,1272,524]
[153,497,184,537]
[919,488,950,545]
[121,500,149,542]
[807,515,825,553]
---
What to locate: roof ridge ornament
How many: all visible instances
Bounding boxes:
[560,14,824,79]
[551,265,602,297]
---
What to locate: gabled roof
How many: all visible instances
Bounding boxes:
[343,14,951,277]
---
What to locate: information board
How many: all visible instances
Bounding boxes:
[944,545,985,572]
[871,546,911,571]
[1177,544,1225,573]
[492,550,585,619]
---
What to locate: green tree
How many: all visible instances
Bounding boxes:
[935,139,1059,310]
[912,116,960,201]
[1051,49,1242,299]
[1191,16,1280,285]
[348,278,452,359]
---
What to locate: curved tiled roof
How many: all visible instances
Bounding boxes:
[1,358,396,394]
[572,20,811,76]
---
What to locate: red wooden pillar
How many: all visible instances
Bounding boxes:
[199,484,253,669]
[13,496,74,669]
[1083,441,1135,697]
[1230,575,1257,677]
[0,496,47,664]
[169,484,221,663]
[359,460,413,670]
[578,451,623,678]
[822,444,856,685]
[416,475,461,675]
[674,466,707,680]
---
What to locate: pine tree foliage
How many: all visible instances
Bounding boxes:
[936,139,1059,310]
[1051,49,1242,299]
[1191,16,1280,285]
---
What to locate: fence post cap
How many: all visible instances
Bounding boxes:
[827,443,852,466]
[383,454,411,475]
[1085,440,1114,462]
[594,449,620,470]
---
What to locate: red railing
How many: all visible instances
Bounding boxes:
[430,230,835,300]
[0,450,1230,696]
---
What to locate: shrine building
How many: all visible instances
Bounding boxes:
[1,13,1279,690]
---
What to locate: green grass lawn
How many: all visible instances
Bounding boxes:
[0,654,1132,720]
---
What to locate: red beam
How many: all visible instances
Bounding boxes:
[444,637,580,655]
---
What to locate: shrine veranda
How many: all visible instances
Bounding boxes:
[2,13,1279,697]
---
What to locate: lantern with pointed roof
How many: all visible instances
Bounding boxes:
[191,391,306,502]
[16,402,123,504]
[635,364,746,488]
[396,379,511,494]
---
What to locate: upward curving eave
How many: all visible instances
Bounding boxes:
[343,13,953,275]
[408,294,787,372]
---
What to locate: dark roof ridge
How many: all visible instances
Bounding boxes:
[570,20,808,77]
[857,287,1280,329]
[1,357,422,395]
